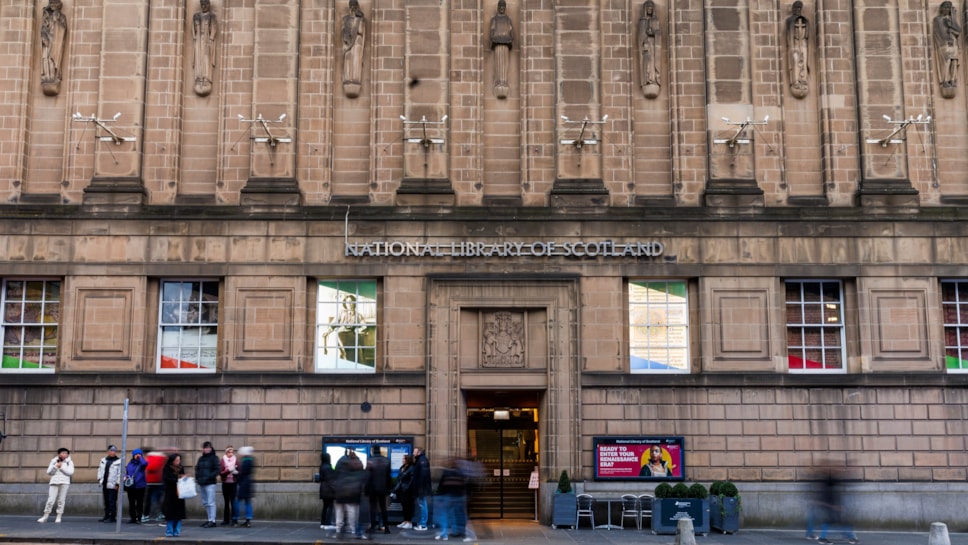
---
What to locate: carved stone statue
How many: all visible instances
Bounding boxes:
[488,0,514,99]
[40,0,68,97]
[482,311,525,368]
[192,0,217,97]
[341,0,366,98]
[785,1,810,99]
[637,0,661,99]
[934,1,960,98]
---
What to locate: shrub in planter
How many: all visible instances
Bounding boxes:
[551,471,576,528]
[556,470,572,494]
[651,482,710,535]
[710,480,741,534]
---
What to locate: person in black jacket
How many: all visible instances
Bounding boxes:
[365,445,393,534]
[392,455,415,529]
[412,447,432,531]
[331,448,367,539]
[195,441,220,528]
[318,452,336,529]
[162,453,186,537]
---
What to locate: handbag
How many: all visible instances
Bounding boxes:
[123,475,135,489]
[177,476,198,499]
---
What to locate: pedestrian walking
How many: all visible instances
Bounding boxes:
[319,452,336,529]
[392,454,415,529]
[96,445,121,522]
[142,448,168,523]
[37,447,74,523]
[434,457,466,541]
[812,467,859,544]
[365,444,393,534]
[195,441,220,528]
[332,447,367,540]
[162,453,186,537]
[219,446,239,526]
[235,446,256,528]
[123,449,148,524]
[412,447,432,531]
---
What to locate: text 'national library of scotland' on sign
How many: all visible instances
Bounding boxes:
[345,240,665,259]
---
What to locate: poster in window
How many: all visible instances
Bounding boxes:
[593,436,685,481]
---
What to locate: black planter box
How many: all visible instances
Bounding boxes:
[710,496,740,533]
[650,498,710,535]
[551,493,577,529]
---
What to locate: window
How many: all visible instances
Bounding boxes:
[316,280,377,372]
[1,279,60,372]
[786,280,845,372]
[158,280,218,372]
[629,280,689,373]
[942,280,968,372]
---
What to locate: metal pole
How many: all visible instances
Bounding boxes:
[115,398,129,533]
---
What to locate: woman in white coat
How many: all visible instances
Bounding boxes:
[38,447,74,523]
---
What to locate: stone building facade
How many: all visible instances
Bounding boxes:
[1,0,968,527]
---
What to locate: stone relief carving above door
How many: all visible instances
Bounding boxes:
[481,310,526,367]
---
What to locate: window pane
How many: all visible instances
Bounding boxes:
[943,281,968,373]
[629,280,689,373]
[316,280,378,372]
[1,279,60,372]
[785,280,845,373]
[158,280,219,372]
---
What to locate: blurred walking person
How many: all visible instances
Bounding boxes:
[235,446,256,527]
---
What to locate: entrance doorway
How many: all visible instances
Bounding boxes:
[466,393,539,519]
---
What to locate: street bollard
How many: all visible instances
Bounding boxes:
[928,522,950,545]
[675,517,697,545]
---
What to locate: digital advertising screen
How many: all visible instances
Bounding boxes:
[321,436,413,479]
[593,436,685,481]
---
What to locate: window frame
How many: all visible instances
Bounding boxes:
[1,278,61,374]
[785,279,847,374]
[314,279,378,374]
[155,279,219,374]
[628,279,691,374]
[942,279,968,373]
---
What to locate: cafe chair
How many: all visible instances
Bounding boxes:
[638,493,654,528]
[620,494,641,530]
[576,493,596,529]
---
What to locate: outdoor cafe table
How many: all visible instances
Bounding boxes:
[592,496,625,530]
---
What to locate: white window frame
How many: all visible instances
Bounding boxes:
[156,279,219,373]
[785,279,846,374]
[942,280,968,373]
[315,279,377,373]
[1,278,60,373]
[628,279,690,374]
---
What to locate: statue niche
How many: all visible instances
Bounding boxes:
[488,0,514,99]
[785,1,810,99]
[481,311,525,368]
[637,0,661,99]
[341,0,366,98]
[192,0,218,97]
[40,0,68,96]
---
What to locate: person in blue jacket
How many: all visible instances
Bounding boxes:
[124,449,148,524]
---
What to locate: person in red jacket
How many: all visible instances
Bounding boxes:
[142,448,171,522]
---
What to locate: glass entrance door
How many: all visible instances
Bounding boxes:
[466,408,538,519]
